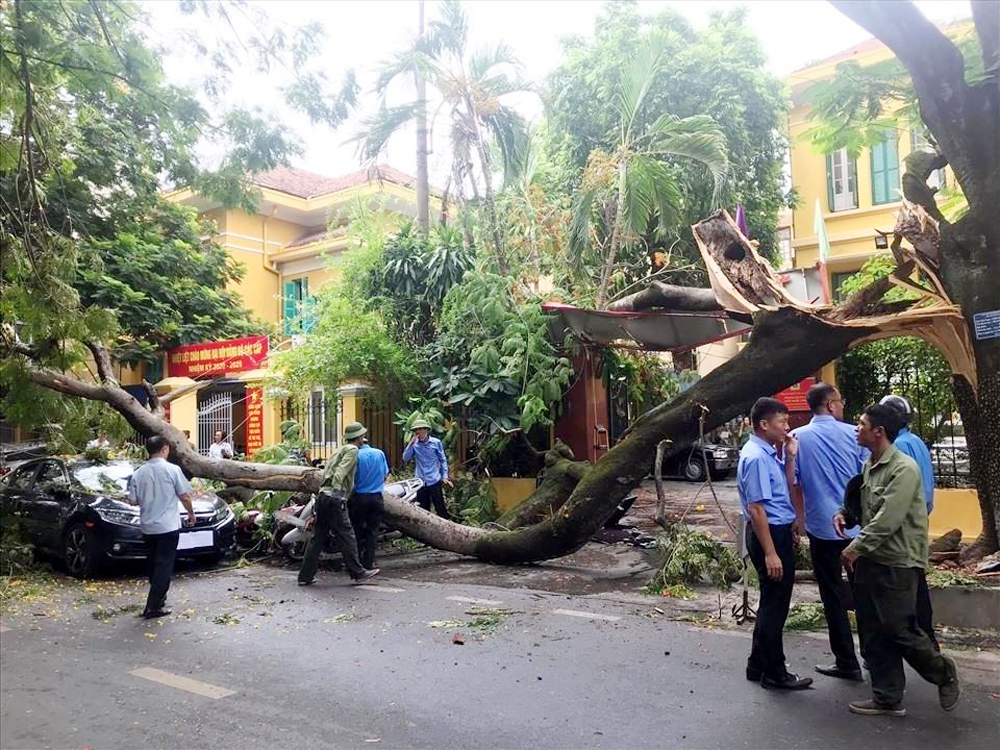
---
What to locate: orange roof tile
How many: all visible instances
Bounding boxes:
[252,164,419,199]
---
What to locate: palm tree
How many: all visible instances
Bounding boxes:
[355,0,530,273]
[569,39,730,308]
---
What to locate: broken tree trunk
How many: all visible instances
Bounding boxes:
[4,209,981,563]
[492,444,591,531]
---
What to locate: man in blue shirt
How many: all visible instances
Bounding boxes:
[880,394,939,651]
[791,382,867,681]
[402,418,452,521]
[350,439,391,569]
[738,397,812,690]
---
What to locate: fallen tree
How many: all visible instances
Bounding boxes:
[5,203,977,563]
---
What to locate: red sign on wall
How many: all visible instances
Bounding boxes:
[775,377,816,412]
[245,387,264,458]
[167,336,269,379]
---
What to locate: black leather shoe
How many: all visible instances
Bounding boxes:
[815,663,864,682]
[761,673,813,690]
[141,608,172,620]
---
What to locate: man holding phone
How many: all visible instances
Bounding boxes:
[128,436,196,619]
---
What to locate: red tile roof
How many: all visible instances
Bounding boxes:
[252,164,418,199]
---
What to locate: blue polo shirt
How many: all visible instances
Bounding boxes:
[402,436,449,485]
[737,435,796,526]
[791,415,867,540]
[894,428,935,513]
[354,444,390,494]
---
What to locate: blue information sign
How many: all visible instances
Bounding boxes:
[972,310,1000,341]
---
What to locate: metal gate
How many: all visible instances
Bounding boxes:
[198,392,233,456]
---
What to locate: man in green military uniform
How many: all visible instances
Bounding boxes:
[834,402,959,717]
[298,421,380,586]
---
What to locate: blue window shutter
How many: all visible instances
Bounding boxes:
[847,157,858,208]
[283,280,299,335]
[825,153,835,212]
[871,140,886,205]
[886,135,900,202]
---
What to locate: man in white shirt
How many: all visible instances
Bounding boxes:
[209,430,234,459]
[128,436,196,619]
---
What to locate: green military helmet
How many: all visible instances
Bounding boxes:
[410,418,432,431]
[343,421,367,440]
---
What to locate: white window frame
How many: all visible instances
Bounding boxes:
[830,148,856,211]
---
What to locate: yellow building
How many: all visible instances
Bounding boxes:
[786,32,980,539]
[787,37,955,288]
[161,164,428,459]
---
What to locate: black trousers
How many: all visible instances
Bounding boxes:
[349,491,385,570]
[298,490,364,583]
[853,558,951,706]
[808,533,860,670]
[417,481,451,520]
[747,523,796,680]
[916,568,939,650]
[143,530,180,613]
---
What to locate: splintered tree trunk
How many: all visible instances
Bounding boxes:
[940,216,1000,555]
[8,210,981,563]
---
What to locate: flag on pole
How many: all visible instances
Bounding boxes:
[735,203,748,237]
[814,199,833,303]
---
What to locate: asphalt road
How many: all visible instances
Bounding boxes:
[1,562,998,750]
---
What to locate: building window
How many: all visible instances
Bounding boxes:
[776,226,793,268]
[870,134,901,205]
[826,148,858,212]
[283,278,317,335]
[909,130,946,190]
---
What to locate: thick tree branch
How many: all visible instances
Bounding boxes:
[830,1,996,208]
[84,341,116,384]
[606,281,723,313]
[972,0,1000,74]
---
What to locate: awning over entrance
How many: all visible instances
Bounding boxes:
[541,302,750,352]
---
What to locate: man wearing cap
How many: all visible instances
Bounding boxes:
[298,421,379,586]
[880,394,938,650]
[403,418,452,521]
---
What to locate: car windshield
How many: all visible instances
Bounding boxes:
[72,463,134,496]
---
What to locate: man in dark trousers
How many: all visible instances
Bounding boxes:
[298,421,379,587]
[790,382,867,681]
[403,418,452,520]
[835,402,959,717]
[879,393,939,651]
[349,438,391,570]
[128,436,196,619]
[738,397,812,690]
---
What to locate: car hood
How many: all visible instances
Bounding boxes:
[91,492,226,516]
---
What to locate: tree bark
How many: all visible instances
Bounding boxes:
[830,0,1000,555]
[607,281,724,313]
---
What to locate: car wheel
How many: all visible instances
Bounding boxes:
[64,523,103,578]
[683,456,706,482]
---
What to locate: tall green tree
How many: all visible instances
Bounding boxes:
[545,1,789,267]
[355,0,531,272]
[794,1,999,554]
[0,0,349,443]
[566,38,729,308]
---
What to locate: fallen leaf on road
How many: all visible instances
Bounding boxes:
[428,620,464,628]
[452,633,465,645]
[144,632,156,640]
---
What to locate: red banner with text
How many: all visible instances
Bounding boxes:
[775,377,816,412]
[167,336,268,379]
[245,387,264,458]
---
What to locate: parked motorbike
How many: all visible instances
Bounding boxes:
[272,478,424,563]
